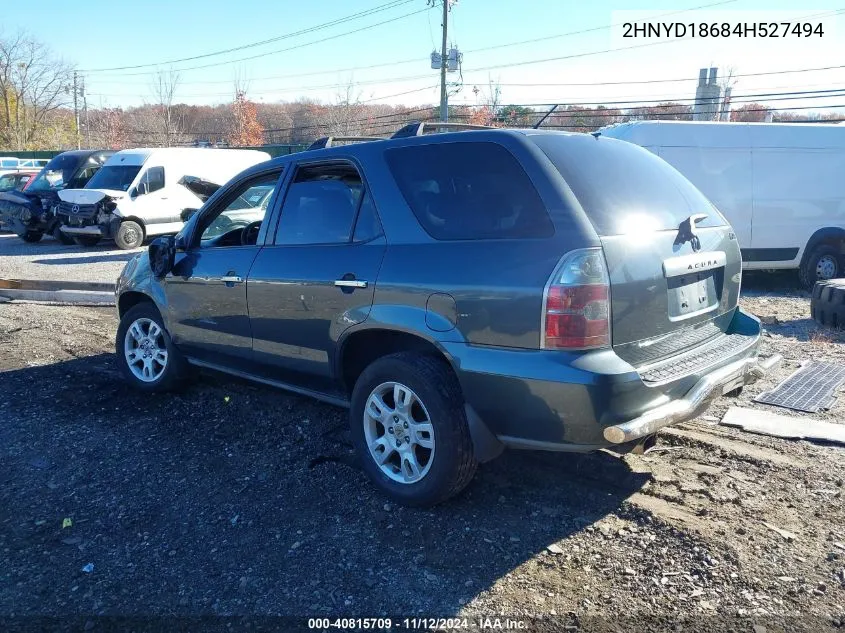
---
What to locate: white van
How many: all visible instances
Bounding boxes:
[598,120,845,287]
[57,148,270,249]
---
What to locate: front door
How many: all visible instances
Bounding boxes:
[164,169,282,369]
[247,160,386,392]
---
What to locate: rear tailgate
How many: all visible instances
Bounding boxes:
[530,132,742,367]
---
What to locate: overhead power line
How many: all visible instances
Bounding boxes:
[84,6,429,77]
[86,0,741,84]
[80,0,415,72]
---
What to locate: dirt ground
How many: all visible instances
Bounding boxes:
[1,274,844,632]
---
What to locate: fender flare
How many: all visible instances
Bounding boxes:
[800,227,845,266]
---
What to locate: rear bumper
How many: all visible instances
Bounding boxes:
[601,353,780,444]
[446,308,777,451]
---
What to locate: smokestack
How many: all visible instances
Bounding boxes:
[709,67,718,84]
[698,68,708,87]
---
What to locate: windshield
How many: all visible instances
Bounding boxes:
[85,165,142,192]
[531,134,728,236]
[25,154,84,192]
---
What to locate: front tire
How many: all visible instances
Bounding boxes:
[18,230,43,243]
[349,352,478,507]
[799,244,842,289]
[115,220,144,250]
[116,302,189,392]
[52,225,75,245]
[73,235,101,247]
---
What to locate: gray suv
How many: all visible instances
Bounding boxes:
[115,124,780,506]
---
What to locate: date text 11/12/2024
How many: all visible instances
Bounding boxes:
[307,617,528,630]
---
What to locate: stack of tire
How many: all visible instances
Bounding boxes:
[811,279,845,328]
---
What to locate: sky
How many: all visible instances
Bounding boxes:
[3,0,844,114]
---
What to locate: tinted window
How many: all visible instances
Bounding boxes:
[86,165,142,192]
[0,174,16,190]
[25,154,84,192]
[531,134,728,236]
[385,141,553,241]
[275,163,364,245]
[141,166,165,193]
[352,193,382,242]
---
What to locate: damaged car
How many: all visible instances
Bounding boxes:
[0,150,112,243]
[57,148,270,249]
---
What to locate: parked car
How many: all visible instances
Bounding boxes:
[0,171,38,192]
[16,158,49,169]
[598,120,845,288]
[57,148,271,249]
[114,125,779,506]
[0,150,113,244]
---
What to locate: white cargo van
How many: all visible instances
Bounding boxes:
[57,148,270,249]
[599,121,845,287]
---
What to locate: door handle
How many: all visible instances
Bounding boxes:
[334,279,368,289]
[220,275,243,284]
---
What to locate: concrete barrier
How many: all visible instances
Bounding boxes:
[0,279,115,305]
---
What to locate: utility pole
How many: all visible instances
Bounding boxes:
[439,0,448,122]
[82,76,90,149]
[72,71,80,149]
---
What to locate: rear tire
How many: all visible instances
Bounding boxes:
[73,235,101,247]
[115,220,144,250]
[116,302,190,392]
[349,352,478,507]
[19,230,43,243]
[799,244,842,289]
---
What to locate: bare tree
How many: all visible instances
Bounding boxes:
[148,69,183,146]
[0,31,75,150]
[321,80,365,137]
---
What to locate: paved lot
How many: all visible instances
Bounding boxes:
[0,232,140,283]
[1,283,844,630]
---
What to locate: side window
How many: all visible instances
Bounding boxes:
[275,162,366,245]
[385,142,554,241]
[352,193,382,243]
[198,171,281,247]
[139,166,165,194]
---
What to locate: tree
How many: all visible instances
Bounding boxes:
[227,90,263,146]
[731,103,768,122]
[148,69,183,146]
[0,31,74,149]
[90,107,128,149]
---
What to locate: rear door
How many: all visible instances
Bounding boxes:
[532,134,742,367]
[247,159,385,392]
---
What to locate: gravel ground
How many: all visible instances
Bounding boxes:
[0,232,139,283]
[1,275,844,632]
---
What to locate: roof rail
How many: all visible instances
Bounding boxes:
[391,121,494,139]
[307,136,384,150]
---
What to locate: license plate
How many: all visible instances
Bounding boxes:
[668,271,719,321]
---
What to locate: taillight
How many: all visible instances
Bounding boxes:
[542,248,611,350]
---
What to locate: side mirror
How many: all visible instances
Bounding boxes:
[148,235,176,278]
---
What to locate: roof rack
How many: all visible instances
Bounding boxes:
[391,121,494,139]
[307,136,384,150]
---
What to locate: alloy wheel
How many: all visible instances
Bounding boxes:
[123,317,168,382]
[363,381,435,484]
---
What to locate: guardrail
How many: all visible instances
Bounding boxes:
[0,279,116,305]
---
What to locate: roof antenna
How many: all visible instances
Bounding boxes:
[591,131,601,139]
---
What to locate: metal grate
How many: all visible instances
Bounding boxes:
[754,361,845,413]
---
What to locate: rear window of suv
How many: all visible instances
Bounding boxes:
[530,133,728,236]
[385,141,554,240]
